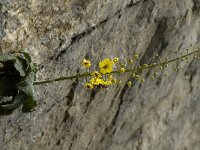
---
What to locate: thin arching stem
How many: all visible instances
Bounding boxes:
[34,48,200,85]
[34,72,91,85]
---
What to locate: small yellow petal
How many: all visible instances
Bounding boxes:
[82,59,91,68]
[91,71,102,78]
[85,83,94,90]
[112,58,119,63]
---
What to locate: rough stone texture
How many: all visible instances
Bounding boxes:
[0,0,200,150]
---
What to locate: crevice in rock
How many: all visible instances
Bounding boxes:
[54,19,109,60]
[62,109,70,123]
[127,0,144,8]
[54,0,144,60]
[100,85,128,148]
[68,134,78,150]
[56,139,61,145]
[192,0,200,13]
[134,0,155,26]
[55,29,93,60]
[108,88,121,109]
[107,84,128,130]
[142,17,169,63]
[185,61,197,93]
[139,17,169,80]
[84,88,100,114]
[85,136,93,150]
[66,79,79,106]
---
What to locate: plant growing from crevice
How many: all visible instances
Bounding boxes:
[34,46,200,88]
[0,46,200,115]
[0,52,37,115]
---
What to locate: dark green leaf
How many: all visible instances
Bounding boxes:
[14,58,26,77]
[0,53,15,62]
[0,52,37,115]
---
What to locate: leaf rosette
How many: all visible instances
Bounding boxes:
[0,52,37,115]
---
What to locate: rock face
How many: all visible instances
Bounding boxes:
[0,0,200,149]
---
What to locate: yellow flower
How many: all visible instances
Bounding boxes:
[85,83,94,90]
[90,77,104,85]
[89,78,96,84]
[112,57,119,63]
[99,58,114,74]
[82,59,91,68]
[89,77,114,87]
[91,71,102,78]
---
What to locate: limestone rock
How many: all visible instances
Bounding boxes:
[0,0,200,150]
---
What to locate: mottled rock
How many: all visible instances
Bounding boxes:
[0,0,200,150]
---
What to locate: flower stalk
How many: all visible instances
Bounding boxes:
[34,47,200,87]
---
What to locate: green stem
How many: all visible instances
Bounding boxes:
[34,72,91,85]
[34,48,200,85]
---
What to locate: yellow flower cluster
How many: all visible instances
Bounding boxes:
[83,58,118,89]
[35,46,200,90]
[84,75,116,90]
[81,54,150,89]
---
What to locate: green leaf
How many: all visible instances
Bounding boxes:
[0,52,37,115]
[0,53,15,62]
[22,94,37,112]
[0,93,25,111]
[17,71,37,112]
[0,76,18,96]
[20,51,32,62]
[14,58,26,77]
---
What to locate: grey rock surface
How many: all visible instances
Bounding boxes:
[0,0,200,150]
